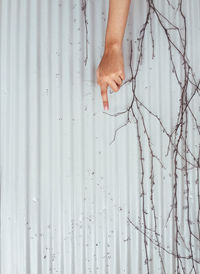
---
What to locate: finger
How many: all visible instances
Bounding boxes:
[119,71,125,80]
[114,75,123,86]
[107,79,120,92]
[101,83,109,110]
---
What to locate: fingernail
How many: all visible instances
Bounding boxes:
[104,105,108,110]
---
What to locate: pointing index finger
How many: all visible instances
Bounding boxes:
[101,83,109,110]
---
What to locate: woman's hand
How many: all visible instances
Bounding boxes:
[96,0,131,110]
[96,44,125,110]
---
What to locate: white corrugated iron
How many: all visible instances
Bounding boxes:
[0,0,200,273]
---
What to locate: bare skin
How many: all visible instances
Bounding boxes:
[96,0,131,110]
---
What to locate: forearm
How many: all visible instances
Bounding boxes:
[104,0,131,51]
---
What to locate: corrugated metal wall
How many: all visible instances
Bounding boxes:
[0,0,200,273]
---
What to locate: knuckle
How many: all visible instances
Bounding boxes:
[104,75,110,82]
[119,70,125,79]
[100,79,106,86]
[118,70,122,75]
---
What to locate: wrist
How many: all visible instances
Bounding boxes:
[104,41,122,54]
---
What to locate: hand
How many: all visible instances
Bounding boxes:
[96,45,125,110]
